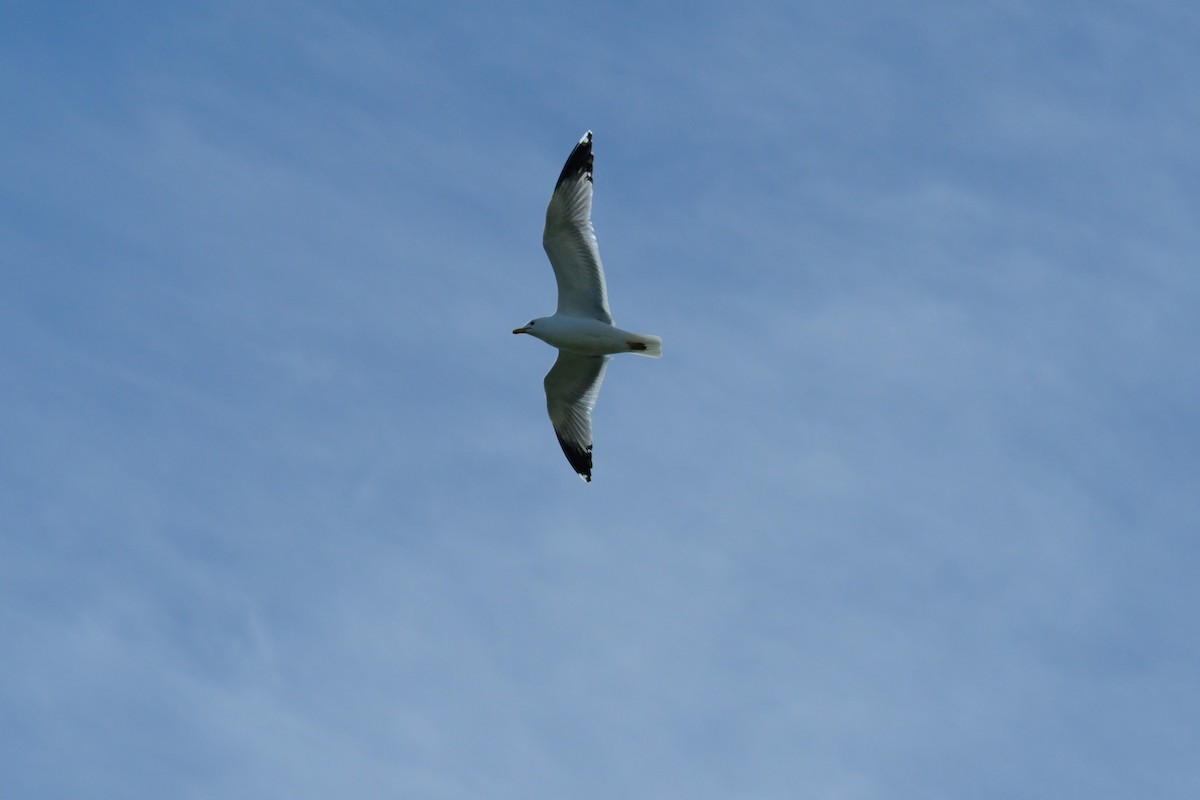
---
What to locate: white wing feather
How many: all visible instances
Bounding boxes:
[544,352,609,481]
[542,131,613,324]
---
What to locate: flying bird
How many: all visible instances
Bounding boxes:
[513,131,662,482]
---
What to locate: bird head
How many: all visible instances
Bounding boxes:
[512,318,539,335]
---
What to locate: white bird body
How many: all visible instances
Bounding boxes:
[513,131,661,481]
[515,314,662,357]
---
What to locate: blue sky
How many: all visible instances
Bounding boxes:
[3,2,1198,797]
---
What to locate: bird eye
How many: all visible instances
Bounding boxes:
[528,321,535,326]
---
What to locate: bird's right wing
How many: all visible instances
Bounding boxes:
[543,351,609,482]
[542,131,614,324]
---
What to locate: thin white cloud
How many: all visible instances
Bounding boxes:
[2,2,1198,798]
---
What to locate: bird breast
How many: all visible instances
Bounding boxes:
[536,316,632,355]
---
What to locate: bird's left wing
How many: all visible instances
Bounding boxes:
[542,131,613,324]
[543,351,609,482]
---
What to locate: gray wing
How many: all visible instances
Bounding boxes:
[544,351,609,482]
[542,131,613,324]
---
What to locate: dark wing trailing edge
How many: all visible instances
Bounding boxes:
[543,351,609,482]
[543,131,613,324]
[555,429,593,482]
[555,131,594,190]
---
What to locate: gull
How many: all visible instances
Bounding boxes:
[513,131,662,482]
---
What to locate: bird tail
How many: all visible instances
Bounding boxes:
[626,332,662,358]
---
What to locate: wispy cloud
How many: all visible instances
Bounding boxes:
[2,2,1198,798]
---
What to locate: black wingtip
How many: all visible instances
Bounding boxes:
[554,130,593,190]
[555,430,593,482]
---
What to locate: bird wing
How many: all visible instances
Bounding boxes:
[543,351,609,482]
[542,131,614,324]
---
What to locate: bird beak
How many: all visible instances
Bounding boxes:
[512,327,528,334]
